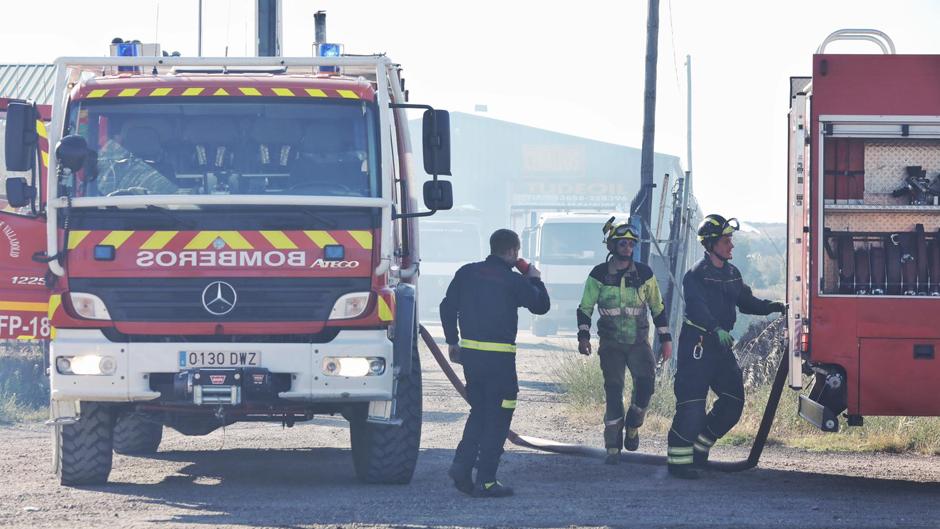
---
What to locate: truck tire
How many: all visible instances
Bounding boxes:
[113,413,163,455]
[349,338,422,484]
[57,402,114,486]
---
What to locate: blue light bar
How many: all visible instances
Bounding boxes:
[316,43,344,73]
[111,41,142,73]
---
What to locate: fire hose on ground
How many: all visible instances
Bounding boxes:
[418,324,789,472]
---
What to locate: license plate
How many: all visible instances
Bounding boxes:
[179,351,261,368]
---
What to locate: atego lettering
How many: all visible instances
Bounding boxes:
[137,250,307,268]
[310,259,360,269]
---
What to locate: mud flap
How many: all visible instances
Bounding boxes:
[368,283,416,425]
[392,283,416,376]
[798,395,840,432]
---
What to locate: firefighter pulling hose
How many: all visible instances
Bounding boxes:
[419,318,789,472]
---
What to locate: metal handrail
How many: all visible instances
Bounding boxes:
[816,29,896,54]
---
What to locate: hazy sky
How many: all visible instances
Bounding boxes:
[2,0,938,221]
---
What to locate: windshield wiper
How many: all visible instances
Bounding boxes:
[146,205,197,230]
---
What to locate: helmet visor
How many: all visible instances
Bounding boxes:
[722,218,740,236]
[611,223,639,240]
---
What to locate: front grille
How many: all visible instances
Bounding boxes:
[545,282,584,301]
[69,277,371,322]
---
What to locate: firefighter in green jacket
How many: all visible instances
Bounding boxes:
[576,218,672,464]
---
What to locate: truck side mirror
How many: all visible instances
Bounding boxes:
[423,180,453,211]
[422,109,451,176]
[5,177,36,208]
[56,135,90,173]
[4,102,38,172]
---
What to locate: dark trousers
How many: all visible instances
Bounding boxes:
[598,338,656,427]
[452,349,518,485]
[667,324,745,467]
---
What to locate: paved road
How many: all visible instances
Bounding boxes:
[1,326,938,528]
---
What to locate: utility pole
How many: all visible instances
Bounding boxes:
[256,0,283,57]
[637,0,660,264]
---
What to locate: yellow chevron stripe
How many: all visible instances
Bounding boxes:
[40,151,49,168]
[36,120,47,139]
[303,230,338,248]
[272,88,294,96]
[219,231,253,249]
[140,231,177,250]
[213,88,230,96]
[118,88,140,97]
[87,89,108,98]
[377,296,393,321]
[99,230,134,249]
[347,230,373,250]
[149,87,172,96]
[67,230,91,250]
[0,301,48,312]
[260,231,298,250]
[181,87,204,96]
[48,294,61,319]
[184,231,253,250]
[48,294,60,339]
[337,89,359,99]
[239,87,262,96]
[305,88,327,97]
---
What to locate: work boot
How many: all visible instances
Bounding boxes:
[604,448,620,465]
[692,450,709,470]
[448,463,474,495]
[603,417,624,454]
[623,427,640,452]
[474,480,514,498]
[668,465,701,480]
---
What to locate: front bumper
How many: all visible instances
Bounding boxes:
[49,328,394,403]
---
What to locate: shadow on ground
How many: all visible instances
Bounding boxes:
[82,445,940,529]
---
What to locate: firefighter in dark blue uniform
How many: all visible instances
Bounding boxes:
[440,229,551,497]
[667,214,785,479]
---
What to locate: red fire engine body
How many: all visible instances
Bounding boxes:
[2,53,453,485]
[787,30,940,431]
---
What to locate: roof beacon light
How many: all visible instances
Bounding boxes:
[315,43,344,74]
[110,38,141,73]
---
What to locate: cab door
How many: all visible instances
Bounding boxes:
[0,211,50,339]
[0,101,52,340]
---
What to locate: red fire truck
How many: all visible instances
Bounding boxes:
[787,30,940,432]
[2,46,453,485]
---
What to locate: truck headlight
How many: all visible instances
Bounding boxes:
[55,354,116,375]
[69,292,112,320]
[329,292,370,320]
[322,357,385,377]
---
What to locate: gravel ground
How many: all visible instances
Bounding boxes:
[1,325,938,529]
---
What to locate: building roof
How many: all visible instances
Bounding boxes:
[0,64,55,105]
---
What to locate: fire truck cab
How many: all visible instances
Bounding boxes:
[2,49,453,485]
[787,30,940,432]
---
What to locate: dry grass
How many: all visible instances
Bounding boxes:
[552,321,940,456]
[0,341,49,423]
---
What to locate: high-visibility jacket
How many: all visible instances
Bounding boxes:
[577,261,671,344]
[440,255,551,350]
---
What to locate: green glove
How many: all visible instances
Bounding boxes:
[715,328,733,348]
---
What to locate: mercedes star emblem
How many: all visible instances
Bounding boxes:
[202,281,237,316]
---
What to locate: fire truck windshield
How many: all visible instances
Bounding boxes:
[63,99,379,199]
[539,223,600,265]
